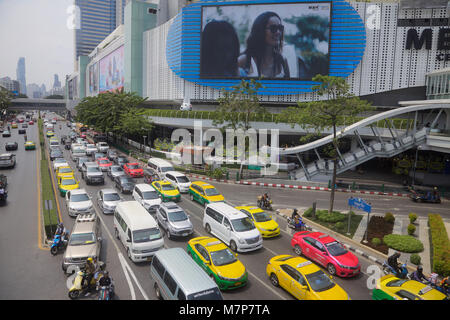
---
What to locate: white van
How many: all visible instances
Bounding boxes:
[147,158,175,179]
[113,201,165,262]
[203,202,263,253]
[164,171,191,193]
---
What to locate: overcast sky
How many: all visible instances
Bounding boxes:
[0,0,73,90]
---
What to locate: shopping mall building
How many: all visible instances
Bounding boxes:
[66,0,450,183]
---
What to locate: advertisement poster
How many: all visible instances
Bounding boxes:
[88,63,98,94]
[200,2,331,80]
[99,45,124,93]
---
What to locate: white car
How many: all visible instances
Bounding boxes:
[97,188,122,214]
[164,171,191,193]
[132,183,161,213]
[180,102,192,111]
[85,144,98,156]
[96,142,109,153]
[65,189,93,217]
[53,158,69,171]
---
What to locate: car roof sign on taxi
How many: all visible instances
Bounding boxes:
[296,261,313,269]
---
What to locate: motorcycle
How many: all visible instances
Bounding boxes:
[98,280,115,300]
[382,261,409,279]
[257,196,273,210]
[50,233,68,255]
[68,261,106,299]
[409,189,441,204]
[287,217,308,231]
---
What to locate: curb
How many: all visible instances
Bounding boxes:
[186,174,411,198]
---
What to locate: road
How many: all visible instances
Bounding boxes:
[2,114,448,300]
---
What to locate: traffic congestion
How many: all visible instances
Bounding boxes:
[1,111,449,302]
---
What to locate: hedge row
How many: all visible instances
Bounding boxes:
[428,214,450,276]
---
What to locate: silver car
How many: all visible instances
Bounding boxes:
[97,188,122,214]
[107,165,125,180]
[156,202,193,239]
[65,189,93,217]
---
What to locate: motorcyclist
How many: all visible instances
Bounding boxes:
[83,257,97,289]
[411,265,427,283]
[98,271,112,288]
[262,193,270,208]
[439,276,450,294]
[55,223,64,236]
[291,209,300,221]
[387,252,401,275]
[432,187,440,201]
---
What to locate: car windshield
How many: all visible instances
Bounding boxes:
[128,164,140,169]
[61,179,77,185]
[142,191,159,200]
[210,248,237,266]
[176,176,190,183]
[73,148,84,153]
[121,177,134,184]
[99,160,110,164]
[104,193,120,201]
[69,232,95,245]
[325,241,348,257]
[132,228,162,243]
[118,157,127,162]
[305,271,336,292]
[59,168,72,173]
[55,159,66,163]
[52,151,62,155]
[231,217,255,232]
[204,188,220,196]
[111,166,123,172]
[87,144,95,148]
[161,184,175,191]
[253,211,272,222]
[71,194,90,202]
[87,167,101,173]
[168,210,188,222]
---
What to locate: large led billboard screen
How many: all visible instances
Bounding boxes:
[88,63,98,94]
[99,45,124,93]
[200,1,331,80]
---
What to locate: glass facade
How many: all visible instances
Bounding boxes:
[426,70,450,100]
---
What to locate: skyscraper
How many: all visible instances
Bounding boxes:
[16,57,26,95]
[115,0,130,27]
[74,0,117,69]
[53,74,61,89]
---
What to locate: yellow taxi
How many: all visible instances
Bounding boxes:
[235,206,280,238]
[57,176,79,196]
[188,181,224,207]
[266,255,350,300]
[46,131,55,137]
[56,166,75,179]
[372,274,448,300]
[187,237,247,290]
[151,180,181,202]
[11,122,18,129]
[24,141,36,150]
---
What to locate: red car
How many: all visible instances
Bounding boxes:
[123,162,143,178]
[80,134,87,139]
[96,157,112,172]
[18,118,24,123]
[291,231,360,277]
[28,120,34,125]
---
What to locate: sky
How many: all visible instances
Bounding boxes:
[0,0,74,90]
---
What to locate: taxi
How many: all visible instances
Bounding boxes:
[46,131,55,138]
[188,181,224,207]
[123,162,143,178]
[24,141,36,150]
[372,274,448,300]
[96,157,112,172]
[56,166,75,179]
[11,122,18,129]
[187,237,247,290]
[151,180,181,202]
[266,255,350,300]
[235,206,280,238]
[57,176,79,197]
[28,120,34,125]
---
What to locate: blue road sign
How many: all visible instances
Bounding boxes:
[348,197,371,213]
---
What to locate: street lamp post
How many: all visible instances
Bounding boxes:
[143,136,147,153]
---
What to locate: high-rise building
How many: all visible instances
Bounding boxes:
[115,0,130,26]
[0,77,20,94]
[74,0,117,69]
[16,57,26,94]
[53,74,61,89]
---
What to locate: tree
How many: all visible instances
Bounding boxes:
[114,107,153,138]
[0,89,12,118]
[279,75,373,214]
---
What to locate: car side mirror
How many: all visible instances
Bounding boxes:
[302,285,309,291]
[126,238,131,243]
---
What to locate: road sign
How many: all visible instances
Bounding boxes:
[348,197,371,213]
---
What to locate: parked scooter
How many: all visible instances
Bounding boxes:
[382,261,409,279]
[50,233,68,256]
[68,261,106,299]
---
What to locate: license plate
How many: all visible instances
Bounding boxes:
[235,282,242,286]
[182,233,188,237]
[147,257,152,262]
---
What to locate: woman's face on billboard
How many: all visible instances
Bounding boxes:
[265,16,283,47]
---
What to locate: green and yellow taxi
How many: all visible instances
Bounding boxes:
[266,255,350,300]
[11,122,18,129]
[57,176,79,196]
[372,274,448,300]
[46,130,55,137]
[56,166,75,179]
[187,237,248,290]
[188,181,224,207]
[151,180,181,202]
[24,141,36,150]
[235,206,280,238]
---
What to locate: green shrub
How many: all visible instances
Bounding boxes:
[383,234,424,253]
[428,214,450,276]
[384,212,395,224]
[409,213,418,224]
[372,238,382,246]
[407,224,416,236]
[335,222,345,231]
[303,207,314,218]
[410,254,421,266]
[316,210,346,223]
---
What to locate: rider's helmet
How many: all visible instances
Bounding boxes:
[417,265,423,272]
[394,252,401,258]
[87,257,93,263]
[104,271,109,277]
